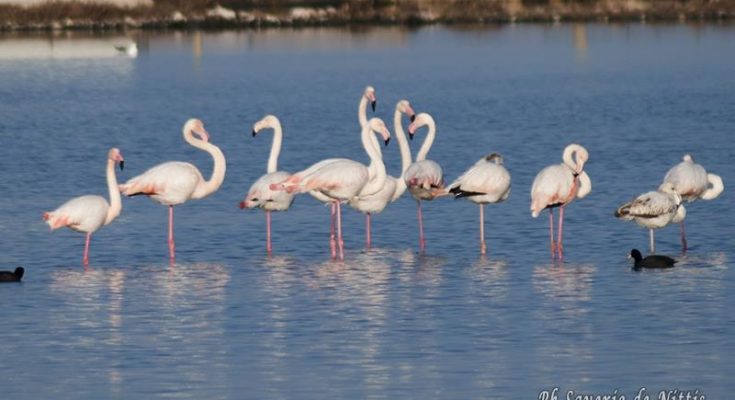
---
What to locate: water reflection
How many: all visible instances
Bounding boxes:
[0,36,138,59]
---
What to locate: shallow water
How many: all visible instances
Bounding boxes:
[0,24,734,399]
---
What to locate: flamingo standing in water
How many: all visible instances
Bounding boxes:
[404,113,444,252]
[530,143,591,260]
[271,117,391,260]
[660,154,724,252]
[119,119,226,262]
[447,153,511,255]
[239,115,295,254]
[43,148,125,266]
[349,99,415,248]
[615,182,685,254]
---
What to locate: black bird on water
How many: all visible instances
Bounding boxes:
[0,267,24,282]
[629,249,676,270]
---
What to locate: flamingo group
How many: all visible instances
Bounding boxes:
[41,86,725,265]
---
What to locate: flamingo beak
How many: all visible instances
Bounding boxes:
[119,160,124,171]
[239,201,247,209]
[371,100,376,112]
[410,114,416,122]
[384,137,390,147]
[252,129,257,137]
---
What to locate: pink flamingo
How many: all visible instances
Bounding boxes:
[271,117,391,260]
[119,119,226,261]
[447,153,511,255]
[530,143,591,260]
[349,99,415,248]
[43,148,124,266]
[239,115,294,254]
[404,113,444,252]
[660,154,724,252]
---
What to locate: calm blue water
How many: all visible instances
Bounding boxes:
[1,24,734,399]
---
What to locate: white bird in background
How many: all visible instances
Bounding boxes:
[43,148,125,266]
[660,154,724,252]
[349,98,415,248]
[239,115,294,254]
[404,112,444,252]
[119,118,226,262]
[615,182,685,254]
[447,153,511,255]
[530,143,591,260]
[114,41,138,58]
[271,117,391,260]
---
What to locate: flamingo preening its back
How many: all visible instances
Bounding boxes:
[119,118,226,262]
[660,154,724,252]
[530,143,591,260]
[447,153,511,255]
[239,115,295,254]
[43,148,124,266]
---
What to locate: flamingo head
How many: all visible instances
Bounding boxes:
[658,181,683,205]
[564,143,588,174]
[396,100,416,122]
[252,115,280,137]
[368,117,391,147]
[184,118,209,143]
[407,113,433,140]
[484,153,503,165]
[108,148,124,171]
[364,86,376,112]
[682,154,694,163]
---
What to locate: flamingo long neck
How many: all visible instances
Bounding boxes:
[359,123,387,196]
[186,131,227,200]
[266,122,283,174]
[415,119,436,162]
[393,107,412,198]
[358,94,369,128]
[701,173,724,200]
[562,144,586,173]
[576,171,592,199]
[104,158,121,225]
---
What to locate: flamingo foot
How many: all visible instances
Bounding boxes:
[329,237,337,259]
[480,241,487,256]
[419,237,426,252]
[83,256,89,266]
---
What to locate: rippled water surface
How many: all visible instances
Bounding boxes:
[1,24,734,399]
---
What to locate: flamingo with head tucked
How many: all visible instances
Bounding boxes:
[239,115,294,254]
[660,154,724,252]
[271,117,391,260]
[349,99,415,248]
[530,143,591,260]
[43,148,125,266]
[447,153,511,255]
[119,118,226,262]
[404,113,444,252]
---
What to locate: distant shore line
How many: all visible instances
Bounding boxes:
[1,1,733,32]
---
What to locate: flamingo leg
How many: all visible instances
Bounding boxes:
[680,221,688,254]
[83,232,91,266]
[548,208,556,259]
[329,202,337,259]
[479,204,487,255]
[649,228,656,254]
[417,200,426,251]
[266,210,272,254]
[336,201,344,260]
[168,205,175,262]
[365,213,372,249]
[557,206,565,260]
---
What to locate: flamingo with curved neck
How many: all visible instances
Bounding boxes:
[530,143,591,260]
[240,115,294,254]
[404,112,444,251]
[119,118,226,262]
[43,148,125,266]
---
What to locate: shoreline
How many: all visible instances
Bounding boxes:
[1,0,733,32]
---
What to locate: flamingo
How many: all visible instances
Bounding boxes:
[43,148,124,266]
[119,119,226,261]
[404,112,444,252]
[530,143,591,260]
[349,99,415,248]
[660,154,724,252]
[447,153,511,255]
[615,182,685,254]
[271,117,391,260]
[239,115,294,254]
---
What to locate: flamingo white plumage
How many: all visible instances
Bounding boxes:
[349,98,415,248]
[239,115,294,254]
[530,143,591,260]
[43,148,124,266]
[271,117,391,260]
[119,118,226,262]
[615,182,685,254]
[660,154,724,252]
[404,112,444,252]
[447,153,511,255]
